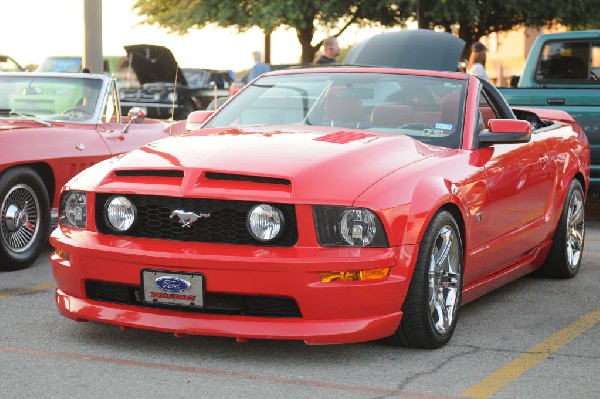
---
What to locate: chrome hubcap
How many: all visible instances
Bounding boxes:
[566,189,584,270]
[1,185,40,253]
[428,225,462,335]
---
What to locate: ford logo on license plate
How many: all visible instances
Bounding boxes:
[155,276,191,293]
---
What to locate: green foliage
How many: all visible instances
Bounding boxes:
[133,0,600,63]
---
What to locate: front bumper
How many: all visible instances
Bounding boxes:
[51,228,414,344]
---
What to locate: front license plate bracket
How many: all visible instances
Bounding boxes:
[141,270,204,308]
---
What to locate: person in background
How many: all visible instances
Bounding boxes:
[247,51,271,81]
[467,41,489,81]
[315,36,340,64]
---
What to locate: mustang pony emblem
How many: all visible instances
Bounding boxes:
[170,209,210,228]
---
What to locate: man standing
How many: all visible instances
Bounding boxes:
[315,36,340,64]
[247,51,271,81]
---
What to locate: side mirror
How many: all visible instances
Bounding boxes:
[186,110,214,131]
[122,107,146,133]
[128,107,146,123]
[478,119,531,146]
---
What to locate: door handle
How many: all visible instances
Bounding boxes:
[547,98,565,105]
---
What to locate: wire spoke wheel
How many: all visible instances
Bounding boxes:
[1,184,41,253]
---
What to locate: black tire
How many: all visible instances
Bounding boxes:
[385,210,463,348]
[0,167,50,271]
[537,179,585,278]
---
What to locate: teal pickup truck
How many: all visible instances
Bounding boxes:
[498,31,600,199]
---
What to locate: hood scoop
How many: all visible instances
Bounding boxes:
[205,172,291,186]
[114,170,184,177]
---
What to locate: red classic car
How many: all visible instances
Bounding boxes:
[0,72,187,270]
[50,67,589,348]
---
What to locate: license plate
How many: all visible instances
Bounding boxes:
[142,270,204,308]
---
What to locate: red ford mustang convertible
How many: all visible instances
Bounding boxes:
[50,68,589,348]
[0,72,186,270]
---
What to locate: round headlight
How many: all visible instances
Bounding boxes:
[247,204,284,242]
[63,192,87,228]
[105,196,137,232]
[340,209,377,246]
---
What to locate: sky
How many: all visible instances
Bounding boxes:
[0,0,394,72]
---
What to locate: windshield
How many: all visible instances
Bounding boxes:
[206,72,467,148]
[0,75,104,122]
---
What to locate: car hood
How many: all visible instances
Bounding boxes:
[343,29,465,72]
[88,126,448,204]
[124,44,187,86]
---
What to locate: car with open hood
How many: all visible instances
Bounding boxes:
[50,66,589,348]
[118,44,232,120]
[0,54,24,72]
[0,72,187,270]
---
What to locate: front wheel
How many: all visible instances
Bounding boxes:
[0,167,50,270]
[537,179,585,278]
[385,210,463,348]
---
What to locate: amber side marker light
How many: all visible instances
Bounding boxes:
[55,249,70,261]
[320,267,391,282]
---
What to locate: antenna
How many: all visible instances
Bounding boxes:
[213,84,218,111]
[169,66,179,136]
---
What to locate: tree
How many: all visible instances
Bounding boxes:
[409,0,600,57]
[133,0,406,64]
[133,0,600,63]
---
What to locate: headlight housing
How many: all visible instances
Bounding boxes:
[247,204,284,242]
[313,206,388,247]
[105,196,137,232]
[59,191,87,228]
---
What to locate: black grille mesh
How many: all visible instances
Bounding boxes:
[95,194,298,246]
[85,280,301,318]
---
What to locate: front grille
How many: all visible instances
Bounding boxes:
[95,194,298,246]
[115,170,184,177]
[85,281,302,318]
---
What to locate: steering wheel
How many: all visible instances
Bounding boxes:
[62,108,92,119]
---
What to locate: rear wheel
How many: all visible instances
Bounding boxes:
[538,179,585,278]
[385,210,463,348]
[0,167,50,270]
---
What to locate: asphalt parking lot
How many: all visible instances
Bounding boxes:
[1,206,599,398]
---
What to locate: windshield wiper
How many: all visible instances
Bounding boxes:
[7,112,52,126]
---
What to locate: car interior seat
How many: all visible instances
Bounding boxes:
[370,105,413,127]
[324,86,365,128]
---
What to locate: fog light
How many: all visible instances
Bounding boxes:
[320,267,391,282]
[105,196,137,232]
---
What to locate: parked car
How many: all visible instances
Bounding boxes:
[36,55,122,75]
[50,67,589,348]
[344,29,466,72]
[0,72,187,270]
[118,44,232,120]
[0,54,24,72]
[497,31,600,199]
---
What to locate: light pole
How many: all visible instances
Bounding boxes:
[83,0,103,73]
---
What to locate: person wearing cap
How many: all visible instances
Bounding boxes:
[315,36,340,64]
[467,41,489,81]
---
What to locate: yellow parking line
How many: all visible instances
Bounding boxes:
[462,306,600,398]
[0,282,56,299]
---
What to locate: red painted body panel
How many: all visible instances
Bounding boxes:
[50,68,590,344]
[0,118,187,210]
